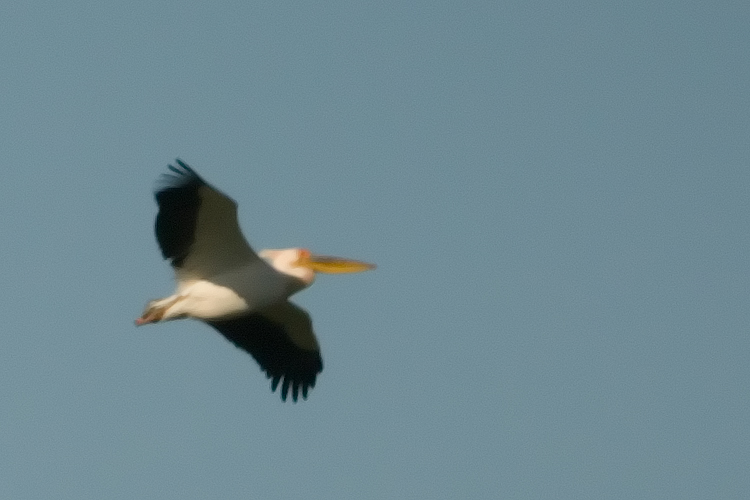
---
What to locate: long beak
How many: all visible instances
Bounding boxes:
[297,250,376,274]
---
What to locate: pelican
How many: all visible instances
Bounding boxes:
[136,160,375,402]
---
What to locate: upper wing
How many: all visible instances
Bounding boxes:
[154,160,258,279]
[206,301,323,402]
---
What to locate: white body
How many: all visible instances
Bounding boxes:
[165,257,306,320]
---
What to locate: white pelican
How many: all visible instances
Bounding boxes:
[136,160,375,402]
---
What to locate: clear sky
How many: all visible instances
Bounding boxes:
[1,1,748,499]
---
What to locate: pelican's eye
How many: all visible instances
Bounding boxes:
[293,249,311,267]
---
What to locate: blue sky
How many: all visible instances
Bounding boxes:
[1,1,748,498]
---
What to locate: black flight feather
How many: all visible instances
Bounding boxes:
[154,159,206,268]
[207,313,324,402]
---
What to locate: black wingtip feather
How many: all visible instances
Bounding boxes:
[173,158,199,176]
[281,378,290,402]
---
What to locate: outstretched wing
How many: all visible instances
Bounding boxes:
[206,301,323,402]
[154,159,258,279]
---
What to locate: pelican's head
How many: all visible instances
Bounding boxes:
[259,248,376,285]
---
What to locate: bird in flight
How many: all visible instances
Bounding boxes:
[136,160,375,401]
